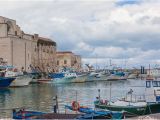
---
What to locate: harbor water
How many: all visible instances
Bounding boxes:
[0,79,145,118]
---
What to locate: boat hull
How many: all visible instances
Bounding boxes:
[13,110,46,119]
[52,76,76,84]
[94,101,160,116]
[86,76,108,82]
[0,77,15,87]
[107,75,127,81]
[52,74,87,84]
[65,105,123,119]
[72,75,87,83]
[10,75,32,87]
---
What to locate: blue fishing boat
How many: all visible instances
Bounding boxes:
[49,67,86,84]
[0,77,15,87]
[12,109,47,119]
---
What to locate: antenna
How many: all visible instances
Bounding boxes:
[96,54,97,70]
[109,82,112,105]
[124,58,127,70]
[109,59,112,66]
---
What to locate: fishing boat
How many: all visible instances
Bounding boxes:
[10,74,32,87]
[94,80,160,117]
[12,108,47,119]
[0,65,32,87]
[49,67,86,84]
[146,75,154,80]
[0,77,15,87]
[127,73,138,79]
[107,71,127,81]
[65,102,124,119]
[86,71,109,82]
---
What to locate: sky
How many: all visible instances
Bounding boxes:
[0,0,160,69]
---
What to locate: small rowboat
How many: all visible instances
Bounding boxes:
[65,103,124,119]
[12,109,47,119]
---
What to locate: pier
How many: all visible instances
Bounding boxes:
[133,113,160,119]
[35,113,82,119]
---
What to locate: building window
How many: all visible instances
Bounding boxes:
[57,60,59,65]
[28,53,29,60]
[146,81,151,88]
[64,60,67,64]
[15,31,17,36]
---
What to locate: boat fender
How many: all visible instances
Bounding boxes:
[72,101,80,111]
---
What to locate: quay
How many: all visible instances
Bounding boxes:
[35,113,82,119]
[132,113,160,119]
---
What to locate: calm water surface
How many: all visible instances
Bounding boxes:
[0,79,145,118]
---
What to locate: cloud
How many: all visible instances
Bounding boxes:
[0,0,160,68]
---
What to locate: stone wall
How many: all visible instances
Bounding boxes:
[11,37,34,72]
[0,37,11,64]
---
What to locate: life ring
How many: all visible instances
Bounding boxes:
[72,101,80,111]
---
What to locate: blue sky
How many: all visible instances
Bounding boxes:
[0,0,160,68]
[116,0,140,6]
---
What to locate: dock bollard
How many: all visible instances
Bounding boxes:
[53,95,59,113]
[53,105,57,113]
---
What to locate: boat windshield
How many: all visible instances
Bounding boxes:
[146,81,160,88]
[0,72,5,77]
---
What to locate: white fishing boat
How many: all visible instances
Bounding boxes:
[9,74,32,87]
[49,67,86,84]
[127,73,138,79]
[107,74,127,81]
[86,71,109,82]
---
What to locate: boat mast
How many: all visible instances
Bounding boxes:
[149,64,150,77]
[109,82,112,105]
[96,54,98,71]
[76,91,78,102]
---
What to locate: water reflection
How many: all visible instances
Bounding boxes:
[0,79,145,118]
[0,88,11,107]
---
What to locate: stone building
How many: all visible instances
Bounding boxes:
[0,16,56,72]
[56,51,82,71]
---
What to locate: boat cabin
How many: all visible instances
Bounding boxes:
[145,80,160,103]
